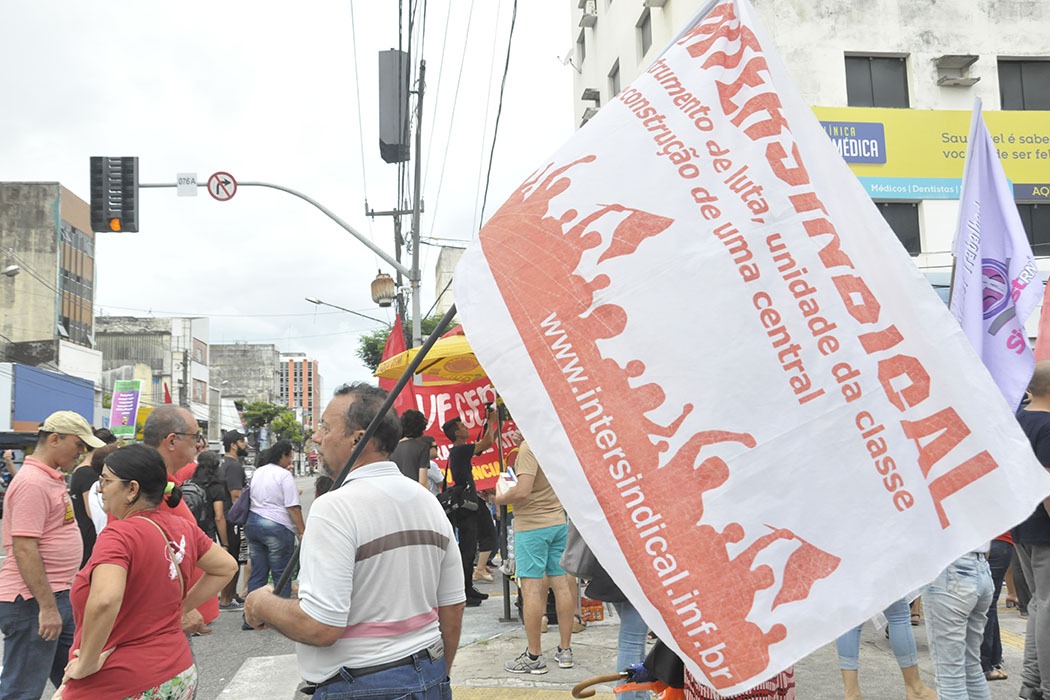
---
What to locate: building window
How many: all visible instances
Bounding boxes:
[638,9,652,58]
[1017,203,1050,252]
[876,202,920,255]
[845,56,909,108]
[577,30,586,65]
[999,60,1050,110]
[193,379,207,404]
[609,60,621,97]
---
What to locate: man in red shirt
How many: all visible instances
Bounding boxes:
[141,405,220,635]
[0,411,103,700]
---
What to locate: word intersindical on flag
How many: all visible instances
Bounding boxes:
[455,0,1050,694]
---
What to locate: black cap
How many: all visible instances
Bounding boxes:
[222,430,247,450]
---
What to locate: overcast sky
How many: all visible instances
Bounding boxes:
[0,1,575,401]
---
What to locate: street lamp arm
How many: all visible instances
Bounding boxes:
[235,181,412,279]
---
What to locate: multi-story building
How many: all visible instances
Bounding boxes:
[570,0,1050,274]
[0,182,104,420]
[95,316,212,426]
[209,343,282,405]
[278,353,321,431]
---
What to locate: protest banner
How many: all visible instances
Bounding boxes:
[108,380,142,440]
[453,0,1050,693]
[378,318,511,489]
[949,98,1041,409]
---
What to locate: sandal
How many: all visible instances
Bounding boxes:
[985,668,1008,681]
[911,612,921,626]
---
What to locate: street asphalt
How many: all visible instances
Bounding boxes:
[3,474,1037,699]
[201,569,1033,699]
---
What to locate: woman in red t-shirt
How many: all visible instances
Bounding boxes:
[55,444,237,700]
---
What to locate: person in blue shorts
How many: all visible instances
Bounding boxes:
[495,438,576,675]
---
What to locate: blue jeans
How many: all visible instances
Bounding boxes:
[314,652,451,700]
[1016,542,1050,698]
[981,539,1012,672]
[246,512,296,597]
[613,601,650,700]
[0,590,74,700]
[836,597,919,670]
[924,552,993,700]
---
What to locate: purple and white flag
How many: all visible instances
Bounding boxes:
[950,98,1041,408]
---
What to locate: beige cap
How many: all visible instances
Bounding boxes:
[41,411,106,448]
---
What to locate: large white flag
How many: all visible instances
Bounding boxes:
[950,98,1041,409]
[455,0,1050,693]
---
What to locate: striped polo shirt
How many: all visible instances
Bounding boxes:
[296,461,465,683]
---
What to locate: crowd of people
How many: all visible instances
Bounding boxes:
[5,365,1050,700]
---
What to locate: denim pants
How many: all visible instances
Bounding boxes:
[1016,541,1050,698]
[314,652,451,700]
[612,601,650,700]
[980,539,1013,673]
[924,552,993,700]
[836,597,919,670]
[246,512,296,596]
[0,590,74,700]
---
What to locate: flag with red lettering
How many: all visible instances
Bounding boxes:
[949,98,1041,408]
[377,319,509,489]
[453,0,1050,694]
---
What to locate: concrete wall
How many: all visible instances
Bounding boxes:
[210,343,282,403]
[572,0,1050,122]
[569,0,1050,316]
[0,183,61,344]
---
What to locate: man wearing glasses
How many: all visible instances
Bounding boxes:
[142,405,219,635]
[0,410,103,700]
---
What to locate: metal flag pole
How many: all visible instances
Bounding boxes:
[273,303,459,596]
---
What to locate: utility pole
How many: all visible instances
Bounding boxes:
[409,60,426,349]
[367,57,427,348]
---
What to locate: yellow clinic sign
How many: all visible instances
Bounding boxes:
[812,106,1050,201]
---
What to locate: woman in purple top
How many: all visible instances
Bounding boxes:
[245,441,305,600]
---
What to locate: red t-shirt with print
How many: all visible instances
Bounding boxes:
[63,510,214,699]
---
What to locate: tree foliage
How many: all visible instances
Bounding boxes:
[271,411,307,445]
[242,401,308,446]
[355,315,446,372]
[241,401,286,431]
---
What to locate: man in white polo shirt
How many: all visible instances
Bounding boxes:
[0,411,103,700]
[245,382,465,699]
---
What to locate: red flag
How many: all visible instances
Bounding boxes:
[163,382,172,404]
[1034,283,1050,361]
[378,316,417,415]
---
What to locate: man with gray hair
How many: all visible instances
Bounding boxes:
[142,405,218,634]
[245,382,464,699]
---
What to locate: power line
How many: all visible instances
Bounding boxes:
[477,0,519,231]
[472,1,504,233]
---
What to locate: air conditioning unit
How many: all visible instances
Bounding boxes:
[579,1,597,28]
[935,54,980,87]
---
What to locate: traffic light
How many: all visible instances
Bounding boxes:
[90,156,139,232]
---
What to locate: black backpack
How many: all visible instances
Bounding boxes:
[181,481,208,528]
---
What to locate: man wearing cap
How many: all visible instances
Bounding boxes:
[0,410,103,700]
[219,429,249,609]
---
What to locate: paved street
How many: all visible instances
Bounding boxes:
[4,476,1037,698]
[182,571,1034,699]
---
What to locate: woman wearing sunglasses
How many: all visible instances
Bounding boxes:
[54,444,236,700]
